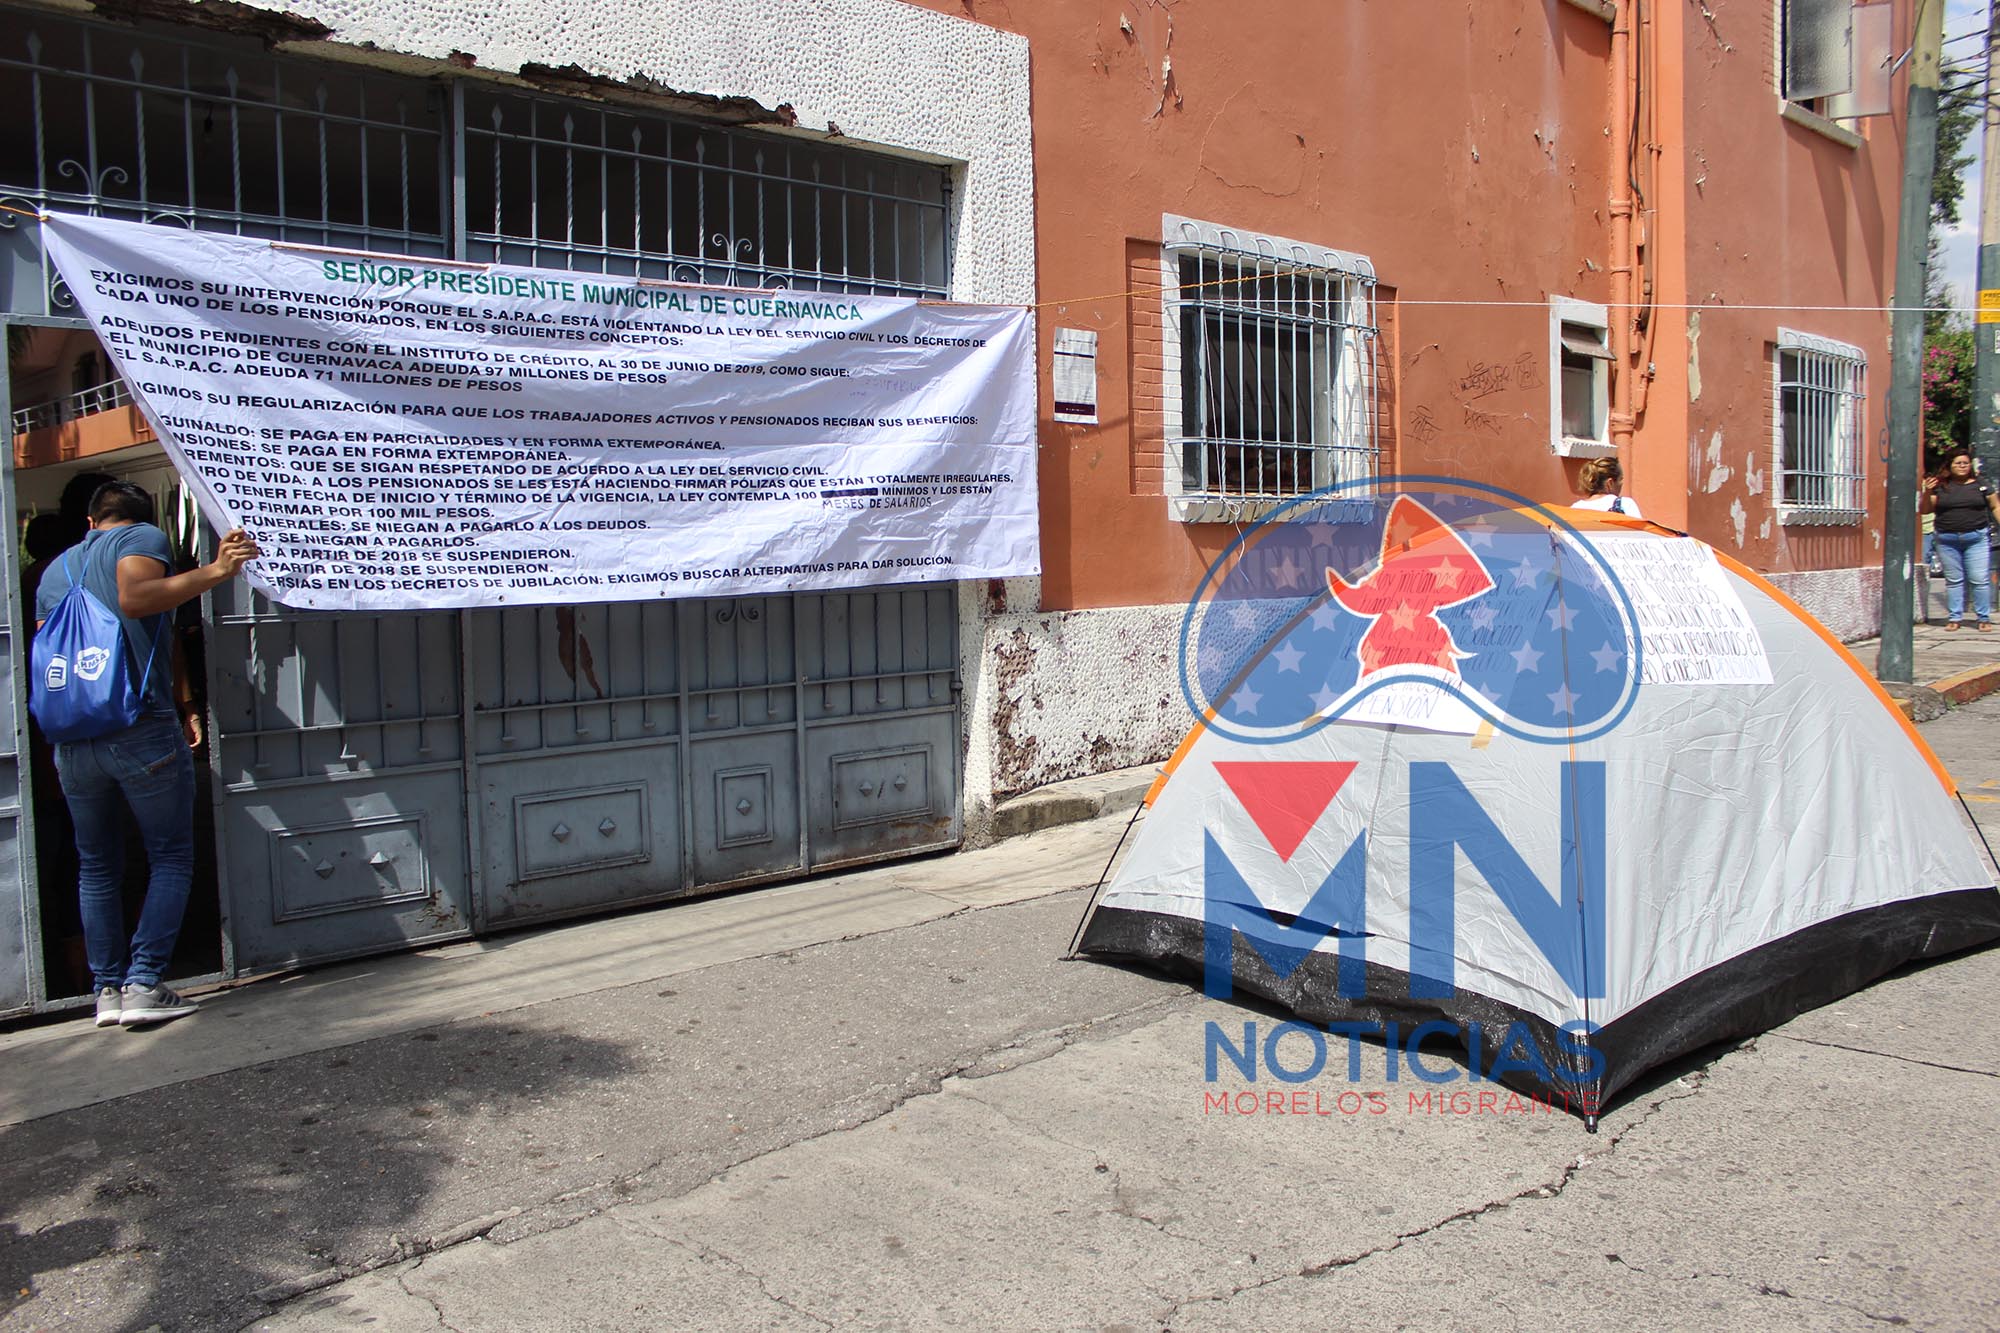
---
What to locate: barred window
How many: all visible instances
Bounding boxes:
[1166,228,1378,510]
[1774,330,1865,522]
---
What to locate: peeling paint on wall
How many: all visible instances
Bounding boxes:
[1745,452,1764,496]
[977,605,1188,801]
[1759,516,1772,540]
[1728,496,1747,547]
[1704,431,1732,493]
[1686,311,1702,402]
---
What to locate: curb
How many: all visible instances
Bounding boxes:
[1929,661,2000,707]
[1888,663,2000,722]
[990,764,1156,842]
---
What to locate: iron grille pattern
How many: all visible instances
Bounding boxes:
[0,13,451,315]
[1777,343,1865,518]
[1173,246,1379,499]
[460,87,949,296]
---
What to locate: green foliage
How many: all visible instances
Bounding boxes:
[1933,66,1980,233]
[1922,327,1975,461]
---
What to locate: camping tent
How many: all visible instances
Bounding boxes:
[1077,488,2000,1122]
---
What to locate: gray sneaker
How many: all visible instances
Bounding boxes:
[94,986,122,1028]
[118,982,198,1026]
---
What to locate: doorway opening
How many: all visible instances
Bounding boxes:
[10,324,223,1000]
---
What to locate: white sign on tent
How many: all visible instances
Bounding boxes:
[40,212,1039,612]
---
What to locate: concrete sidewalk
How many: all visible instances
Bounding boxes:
[1859,625,2000,720]
[1857,576,2000,718]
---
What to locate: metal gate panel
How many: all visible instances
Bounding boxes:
[471,599,689,925]
[208,579,472,969]
[459,86,949,296]
[0,350,31,1016]
[801,584,959,870]
[683,594,803,888]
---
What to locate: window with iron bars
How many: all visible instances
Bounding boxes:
[1773,330,1865,522]
[0,9,949,319]
[1168,239,1377,509]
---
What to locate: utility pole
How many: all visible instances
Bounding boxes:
[1880,0,1946,683]
[1975,0,2000,482]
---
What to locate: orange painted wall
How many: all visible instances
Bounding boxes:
[1665,0,1903,575]
[904,0,1899,609]
[13,404,157,471]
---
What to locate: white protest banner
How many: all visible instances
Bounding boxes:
[1589,535,1774,685]
[40,212,1038,611]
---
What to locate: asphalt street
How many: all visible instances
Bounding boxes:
[1,694,1996,1332]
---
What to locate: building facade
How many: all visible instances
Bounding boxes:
[1,0,1909,1014]
[911,0,1908,799]
[0,0,1035,1013]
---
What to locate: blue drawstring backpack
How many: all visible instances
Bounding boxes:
[30,549,162,742]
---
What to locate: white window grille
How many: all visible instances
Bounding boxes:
[1162,216,1378,521]
[1549,297,1612,457]
[1773,329,1866,524]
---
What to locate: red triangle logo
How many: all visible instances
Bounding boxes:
[1213,761,1358,862]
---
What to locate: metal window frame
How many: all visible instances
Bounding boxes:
[1549,296,1614,458]
[1772,328,1866,525]
[1160,219,1379,522]
[454,83,950,299]
[0,8,454,318]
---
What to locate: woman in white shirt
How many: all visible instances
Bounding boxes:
[1571,457,1641,517]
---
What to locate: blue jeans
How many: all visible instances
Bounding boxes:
[53,714,195,991]
[1935,530,1993,623]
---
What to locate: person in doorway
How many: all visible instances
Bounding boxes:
[34,482,259,1027]
[1919,448,2000,631]
[56,471,116,550]
[1571,457,1642,517]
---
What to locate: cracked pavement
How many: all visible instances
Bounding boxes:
[235,946,1999,1332]
[4,698,2000,1330]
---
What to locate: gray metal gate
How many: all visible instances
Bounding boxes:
[0,9,961,988]
[472,586,959,930]
[0,350,29,1016]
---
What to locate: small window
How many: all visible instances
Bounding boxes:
[1560,322,1610,443]
[1166,234,1377,507]
[1773,330,1865,523]
[1779,0,1892,123]
[1549,299,1611,456]
[1782,0,1852,105]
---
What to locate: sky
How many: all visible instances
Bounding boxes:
[1935,0,1990,313]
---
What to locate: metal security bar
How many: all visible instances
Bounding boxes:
[0,11,450,317]
[460,87,950,297]
[1778,345,1865,516]
[10,373,131,432]
[1174,246,1378,498]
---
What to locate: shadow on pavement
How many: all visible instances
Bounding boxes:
[0,1018,635,1332]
